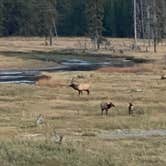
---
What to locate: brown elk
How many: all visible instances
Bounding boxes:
[100,102,115,115]
[69,77,90,95]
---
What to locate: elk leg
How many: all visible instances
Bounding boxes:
[79,90,83,95]
[131,110,134,115]
[106,109,108,115]
[129,110,131,115]
[101,109,104,115]
[129,110,133,115]
[86,90,90,95]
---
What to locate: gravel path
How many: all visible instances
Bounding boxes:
[97,129,166,140]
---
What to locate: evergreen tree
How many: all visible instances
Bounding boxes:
[85,0,104,49]
[1,0,164,40]
[69,0,86,36]
[0,0,4,35]
[56,0,72,35]
[33,0,57,45]
[103,0,116,36]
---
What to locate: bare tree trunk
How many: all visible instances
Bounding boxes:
[153,0,157,52]
[49,27,53,46]
[146,5,151,47]
[154,37,157,52]
[134,0,137,48]
[97,40,100,49]
[44,36,48,46]
[140,0,145,38]
[52,19,58,40]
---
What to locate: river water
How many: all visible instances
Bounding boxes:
[0,56,144,84]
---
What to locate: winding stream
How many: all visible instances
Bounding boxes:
[0,55,146,84]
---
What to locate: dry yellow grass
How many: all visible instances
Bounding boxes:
[0,70,165,136]
[0,70,166,165]
[0,37,166,165]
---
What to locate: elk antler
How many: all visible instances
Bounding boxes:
[71,77,78,84]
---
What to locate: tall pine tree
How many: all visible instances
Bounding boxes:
[0,0,3,36]
[85,0,104,49]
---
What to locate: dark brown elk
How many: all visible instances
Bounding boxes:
[100,102,115,115]
[69,78,90,95]
[128,103,134,115]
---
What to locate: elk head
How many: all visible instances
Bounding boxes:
[108,102,115,108]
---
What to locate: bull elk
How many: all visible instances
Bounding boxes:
[100,102,115,115]
[69,77,90,95]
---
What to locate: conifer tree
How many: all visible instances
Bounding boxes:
[85,0,104,49]
[36,0,57,45]
[0,1,3,35]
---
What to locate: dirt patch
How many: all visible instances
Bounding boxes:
[97,66,151,73]
[98,129,166,140]
[0,127,18,138]
[35,72,67,87]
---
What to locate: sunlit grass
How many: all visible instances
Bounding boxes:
[0,137,165,166]
[0,37,166,165]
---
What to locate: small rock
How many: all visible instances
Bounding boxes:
[36,114,44,126]
[131,89,143,92]
[51,131,64,144]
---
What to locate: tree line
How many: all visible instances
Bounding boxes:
[0,0,165,49]
[135,0,166,52]
[0,0,133,37]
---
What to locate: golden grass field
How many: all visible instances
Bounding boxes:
[0,37,166,166]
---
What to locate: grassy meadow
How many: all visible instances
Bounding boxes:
[0,37,166,165]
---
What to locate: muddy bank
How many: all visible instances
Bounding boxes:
[97,66,151,73]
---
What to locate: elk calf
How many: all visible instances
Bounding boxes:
[100,102,115,115]
[128,103,134,115]
[69,78,90,95]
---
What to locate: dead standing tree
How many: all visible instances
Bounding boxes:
[136,0,166,52]
[47,0,58,46]
[149,0,165,52]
